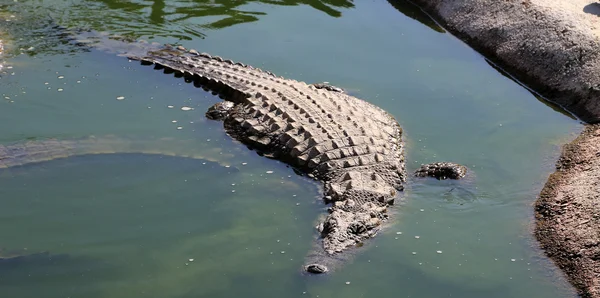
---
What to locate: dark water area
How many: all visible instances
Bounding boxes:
[0,0,582,297]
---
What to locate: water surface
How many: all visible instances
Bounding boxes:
[0,0,582,297]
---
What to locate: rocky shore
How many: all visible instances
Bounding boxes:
[406,0,600,296]
[536,125,600,297]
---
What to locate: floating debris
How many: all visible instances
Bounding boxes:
[116,96,125,100]
[58,76,64,79]
[188,258,194,262]
[396,232,402,235]
[436,250,443,254]
[414,236,420,239]
[345,281,351,285]
[266,170,274,174]
[167,105,174,108]
[181,106,193,111]
[57,88,63,92]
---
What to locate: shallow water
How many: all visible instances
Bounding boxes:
[0,0,583,297]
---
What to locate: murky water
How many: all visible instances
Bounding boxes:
[0,0,583,297]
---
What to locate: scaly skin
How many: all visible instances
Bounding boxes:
[123,44,406,272]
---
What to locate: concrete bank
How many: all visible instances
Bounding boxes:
[404,0,600,296]
[410,0,600,123]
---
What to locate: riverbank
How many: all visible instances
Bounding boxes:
[536,125,600,297]
[405,0,600,296]
[410,0,600,123]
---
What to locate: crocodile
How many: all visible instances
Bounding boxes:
[2,32,467,273]
[108,37,470,272]
[0,248,50,263]
[0,136,234,169]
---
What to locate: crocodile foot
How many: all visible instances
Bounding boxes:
[206,101,235,120]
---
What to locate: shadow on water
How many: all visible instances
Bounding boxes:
[583,3,600,16]
[483,59,577,120]
[386,0,445,33]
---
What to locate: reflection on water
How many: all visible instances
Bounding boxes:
[387,0,445,33]
[0,10,86,59]
[1,0,354,42]
[483,58,577,120]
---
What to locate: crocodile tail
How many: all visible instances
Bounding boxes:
[0,136,229,169]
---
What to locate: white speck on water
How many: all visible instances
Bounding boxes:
[44,82,49,85]
[266,171,274,174]
[420,209,425,212]
[167,105,174,108]
[415,236,420,239]
[188,259,194,262]
[172,120,177,123]
[511,259,516,262]
[58,76,64,79]
[242,162,247,165]
[231,190,236,193]
[396,232,402,235]
[57,88,63,92]
[76,80,81,83]
[176,126,183,130]
[345,282,350,285]
[437,250,443,254]
[181,106,193,111]
[280,251,285,254]
[412,252,417,255]
[116,96,125,100]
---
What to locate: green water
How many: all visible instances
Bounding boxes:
[0,0,583,297]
